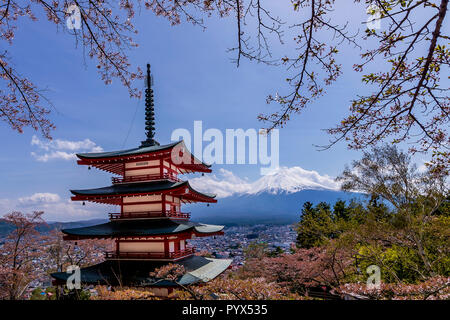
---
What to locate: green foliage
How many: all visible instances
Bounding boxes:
[296,202,336,248]
[244,242,269,260]
[295,197,449,283]
[296,200,389,249]
[435,197,450,216]
[30,287,46,300]
[267,246,284,257]
[357,244,424,283]
[30,287,57,300]
[60,288,91,300]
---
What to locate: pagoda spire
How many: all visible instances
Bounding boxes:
[140,63,160,148]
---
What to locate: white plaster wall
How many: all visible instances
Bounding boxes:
[119,242,164,252]
[123,203,162,212]
[125,167,160,177]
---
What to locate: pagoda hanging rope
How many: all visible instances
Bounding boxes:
[121,81,144,149]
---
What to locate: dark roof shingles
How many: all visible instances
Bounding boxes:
[62,219,224,237]
[51,256,232,286]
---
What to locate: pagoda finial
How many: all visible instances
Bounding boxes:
[140,63,160,148]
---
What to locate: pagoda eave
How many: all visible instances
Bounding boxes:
[70,194,217,204]
[70,182,218,204]
[77,159,212,176]
[76,141,211,175]
[62,230,224,241]
[51,256,232,289]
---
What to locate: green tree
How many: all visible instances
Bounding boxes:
[337,145,449,281]
[296,202,336,248]
[333,200,351,221]
[267,246,284,258]
[244,242,269,260]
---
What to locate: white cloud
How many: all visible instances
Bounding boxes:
[0,192,108,222]
[30,135,103,162]
[416,158,432,174]
[190,169,252,198]
[18,192,61,205]
[190,166,340,198]
[31,151,77,162]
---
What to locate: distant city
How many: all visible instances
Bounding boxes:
[190,224,297,266]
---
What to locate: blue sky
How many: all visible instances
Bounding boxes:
[0,2,431,221]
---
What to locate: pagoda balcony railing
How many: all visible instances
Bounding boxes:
[104,247,195,260]
[109,210,190,220]
[112,172,181,184]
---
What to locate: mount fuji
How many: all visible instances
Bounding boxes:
[187,167,363,225]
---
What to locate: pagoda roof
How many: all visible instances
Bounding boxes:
[70,180,217,204]
[61,219,224,239]
[77,141,180,159]
[76,140,211,175]
[51,256,232,287]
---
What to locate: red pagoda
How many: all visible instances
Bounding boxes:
[51,64,231,296]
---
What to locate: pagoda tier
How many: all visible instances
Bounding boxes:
[51,256,232,296]
[76,140,211,179]
[62,220,224,261]
[70,180,217,205]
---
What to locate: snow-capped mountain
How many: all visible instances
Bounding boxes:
[187,189,361,225]
[189,166,339,198]
[187,167,361,225]
[247,167,339,195]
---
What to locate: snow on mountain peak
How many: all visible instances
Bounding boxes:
[248,167,339,195]
[189,167,340,198]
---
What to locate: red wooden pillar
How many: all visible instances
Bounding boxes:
[163,237,169,258]
[120,196,124,218]
[162,194,166,215]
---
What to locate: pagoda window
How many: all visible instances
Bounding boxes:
[169,241,175,253]
[180,240,185,250]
